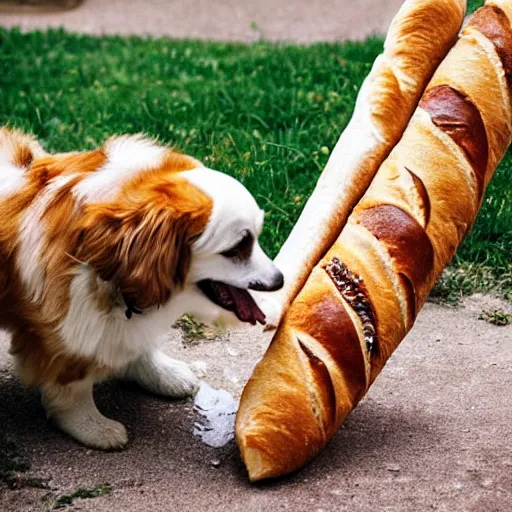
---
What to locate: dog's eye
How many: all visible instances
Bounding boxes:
[221,231,253,260]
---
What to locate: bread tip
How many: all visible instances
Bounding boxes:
[238,437,280,482]
[242,447,269,482]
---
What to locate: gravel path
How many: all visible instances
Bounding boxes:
[0,0,404,42]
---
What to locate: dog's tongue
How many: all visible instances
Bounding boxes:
[198,280,266,325]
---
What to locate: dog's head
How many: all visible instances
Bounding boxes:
[183,168,283,324]
[74,136,282,325]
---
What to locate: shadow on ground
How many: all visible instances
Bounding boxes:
[1,296,511,511]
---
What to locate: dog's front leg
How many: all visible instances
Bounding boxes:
[41,377,128,450]
[116,349,199,399]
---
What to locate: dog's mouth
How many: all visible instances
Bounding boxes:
[198,280,266,325]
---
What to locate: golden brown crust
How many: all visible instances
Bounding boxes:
[324,257,378,354]
[236,324,329,481]
[428,19,512,182]
[287,277,367,402]
[369,0,468,139]
[270,0,467,323]
[358,110,481,277]
[237,0,512,482]
[489,0,512,21]
[325,229,408,377]
[420,85,489,199]
[355,205,435,306]
[469,4,512,87]
[296,340,337,428]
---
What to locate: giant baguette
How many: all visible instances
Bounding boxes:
[267,0,467,323]
[236,0,512,481]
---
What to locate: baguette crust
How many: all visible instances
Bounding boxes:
[268,0,467,324]
[237,0,512,481]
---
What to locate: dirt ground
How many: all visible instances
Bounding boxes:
[0,295,511,511]
[0,0,405,42]
[1,2,511,511]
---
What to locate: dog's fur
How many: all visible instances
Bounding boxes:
[0,127,283,449]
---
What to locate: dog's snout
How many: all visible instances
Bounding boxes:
[270,270,284,291]
[249,269,284,292]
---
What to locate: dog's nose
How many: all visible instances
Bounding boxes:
[249,269,284,292]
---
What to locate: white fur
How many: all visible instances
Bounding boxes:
[58,265,249,371]
[73,135,167,204]
[54,164,283,449]
[42,377,128,450]
[117,350,199,398]
[183,168,281,292]
[17,174,79,303]
[0,152,27,198]
[9,136,282,450]
[183,167,264,253]
[59,266,169,370]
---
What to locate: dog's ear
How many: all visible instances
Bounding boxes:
[74,178,212,310]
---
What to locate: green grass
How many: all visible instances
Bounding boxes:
[0,18,510,301]
[173,314,221,344]
[478,308,512,326]
[468,0,484,14]
[52,485,112,509]
[0,434,30,487]
[0,433,49,490]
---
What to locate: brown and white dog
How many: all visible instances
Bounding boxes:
[0,127,283,449]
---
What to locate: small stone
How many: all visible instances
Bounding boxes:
[481,478,493,489]
[386,464,401,473]
[227,346,239,357]
[210,459,221,468]
[190,360,208,378]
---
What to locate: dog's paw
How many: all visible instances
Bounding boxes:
[55,411,128,450]
[42,381,129,451]
[154,357,200,399]
[126,351,199,399]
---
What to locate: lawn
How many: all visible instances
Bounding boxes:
[0,0,510,301]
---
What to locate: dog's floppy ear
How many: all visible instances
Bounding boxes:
[74,177,212,310]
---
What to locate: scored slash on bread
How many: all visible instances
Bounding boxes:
[268,0,467,326]
[236,0,512,482]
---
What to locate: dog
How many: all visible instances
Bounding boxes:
[0,127,283,449]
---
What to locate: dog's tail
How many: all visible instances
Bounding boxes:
[0,127,47,171]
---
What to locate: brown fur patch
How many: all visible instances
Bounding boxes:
[161,151,202,173]
[0,128,211,389]
[10,327,106,387]
[74,171,212,310]
[0,127,47,170]
[30,150,107,184]
[13,144,34,168]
